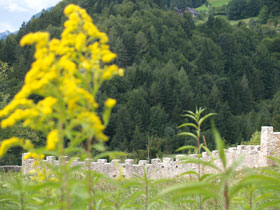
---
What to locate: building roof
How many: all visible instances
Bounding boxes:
[185,7,198,15]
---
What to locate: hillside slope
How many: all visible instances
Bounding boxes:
[0,0,280,164]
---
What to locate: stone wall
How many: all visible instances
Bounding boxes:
[0,166,21,172]
[22,126,280,179]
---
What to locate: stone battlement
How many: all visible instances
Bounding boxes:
[22,126,280,179]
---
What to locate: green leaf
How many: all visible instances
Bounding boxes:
[267,156,280,166]
[176,145,197,152]
[196,107,206,120]
[92,143,106,152]
[177,122,197,129]
[200,145,212,157]
[256,200,280,210]
[185,110,195,116]
[224,154,244,180]
[254,192,274,203]
[159,182,219,200]
[229,181,252,199]
[200,173,213,181]
[231,174,280,196]
[122,181,142,188]
[211,121,226,169]
[198,113,216,127]
[151,178,171,186]
[261,169,280,177]
[177,170,200,178]
[181,114,197,122]
[178,132,197,140]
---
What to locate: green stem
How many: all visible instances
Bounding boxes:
[224,182,229,210]
[87,137,94,210]
[57,96,70,210]
[249,189,253,209]
[197,125,202,210]
[59,120,65,210]
[65,167,71,210]
[60,180,64,210]
[20,192,25,210]
[145,181,149,210]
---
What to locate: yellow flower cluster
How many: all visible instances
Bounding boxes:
[46,130,59,150]
[0,4,123,156]
[24,152,45,160]
[79,111,108,141]
[36,97,57,115]
[0,137,34,158]
[29,168,49,182]
[0,99,33,118]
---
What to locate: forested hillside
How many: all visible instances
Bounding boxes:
[0,0,280,164]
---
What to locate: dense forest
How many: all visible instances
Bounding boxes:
[226,0,280,20]
[0,0,280,164]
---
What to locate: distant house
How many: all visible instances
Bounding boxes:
[174,6,198,18]
[185,7,198,18]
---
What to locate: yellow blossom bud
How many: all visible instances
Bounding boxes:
[118,68,124,77]
[105,98,116,109]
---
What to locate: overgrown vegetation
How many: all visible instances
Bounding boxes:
[0,0,280,165]
[1,3,280,209]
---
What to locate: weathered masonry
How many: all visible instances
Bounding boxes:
[22,126,280,179]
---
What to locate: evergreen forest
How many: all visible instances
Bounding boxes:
[0,0,280,164]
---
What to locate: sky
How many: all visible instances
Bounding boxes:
[0,0,62,32]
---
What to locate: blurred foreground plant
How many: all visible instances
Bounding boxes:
[162,120,271,210]
[0,4,124,210]
[177,107,215,209]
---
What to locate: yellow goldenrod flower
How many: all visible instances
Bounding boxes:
[75,33,86,51]
[0,99,33,117]
[0,137,23,157]
[36,97,57,115]
[24,152,44,160]
[102,52,116,63]
[105,98,116,109]
[118,68,124,77]
[81,61,91,70]
[28,169,37,174]
[46,129,59,150]
[58,56,76,74]
[38,169,46,181]
[0,3,124,160]
[20,32,49,47]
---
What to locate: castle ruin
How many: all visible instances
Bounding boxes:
[22,126,280,179]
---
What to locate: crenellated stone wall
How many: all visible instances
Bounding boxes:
[22,126,280,179]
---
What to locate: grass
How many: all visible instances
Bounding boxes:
[196,4,208,11]
[195,0,258,26]
[0,172,19,210]
[228,16,258,25]
[1,167,280,210]
[196,0,230,11]
[194,14,258,26]
[209,0,230,7]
